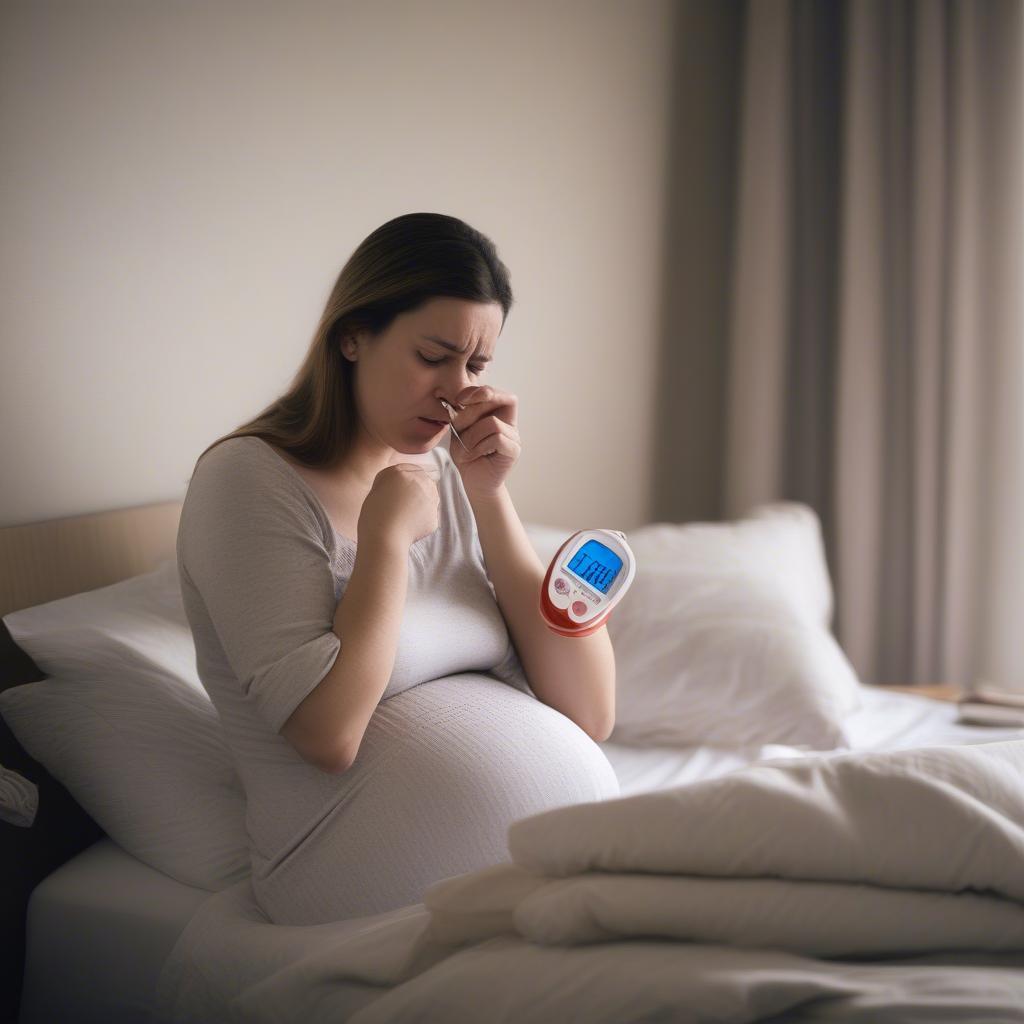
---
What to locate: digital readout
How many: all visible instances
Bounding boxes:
[564,540,623,595]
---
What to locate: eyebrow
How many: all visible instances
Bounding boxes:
[420,335,493,362]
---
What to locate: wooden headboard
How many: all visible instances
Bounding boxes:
[0,499,183,620]
[0,498,184,1024]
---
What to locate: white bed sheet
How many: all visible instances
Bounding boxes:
[21,684,1024,1024]
[601,682,1024,796]
[19,836,211,1024]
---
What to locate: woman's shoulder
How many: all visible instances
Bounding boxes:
[184,436,317,524]
[192,434,269,469]
[190,435,300,486]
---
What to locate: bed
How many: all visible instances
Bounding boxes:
[2,498,1023,1024]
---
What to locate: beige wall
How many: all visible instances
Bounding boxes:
[0,0,682,534]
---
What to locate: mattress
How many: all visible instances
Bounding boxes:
[18,836,212,1024]
[19,684,1024,1024]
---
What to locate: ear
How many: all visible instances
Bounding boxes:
[341,334,359,362]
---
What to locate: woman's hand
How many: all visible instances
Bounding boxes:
[446,385,521,499]
[360,463,440,549]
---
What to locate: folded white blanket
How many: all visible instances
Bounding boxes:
[420,739,1024,958]
[0,762,38,828]
[507,739,1024,890]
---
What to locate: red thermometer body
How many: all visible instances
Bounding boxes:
[539,529,636,637]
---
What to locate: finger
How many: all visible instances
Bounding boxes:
[455,385,496,406]
[454,385,517,414]
[467,436,505,462]
[462,415,504,449]
[453,390,517,432]
[468,431,521,465]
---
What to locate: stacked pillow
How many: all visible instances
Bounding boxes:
[0,560,249,891]
[1,502,861,891]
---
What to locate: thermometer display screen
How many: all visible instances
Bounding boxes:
[565,540,623,595]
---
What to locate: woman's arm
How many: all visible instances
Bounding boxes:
[281,531,410,773]
[468,484,616,741]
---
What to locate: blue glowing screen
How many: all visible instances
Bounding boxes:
[565,540,623,595]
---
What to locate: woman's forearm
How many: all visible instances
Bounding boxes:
[281,532,410,774]
[467,484,616,741]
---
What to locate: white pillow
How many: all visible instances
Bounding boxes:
[624,503,835,630]
[526,504,861,750]
[0,560,250,890]
[3,558,202,689]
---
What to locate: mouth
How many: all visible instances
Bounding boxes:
[418,417,448,429]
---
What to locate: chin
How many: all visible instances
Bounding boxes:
[393,438,437,457]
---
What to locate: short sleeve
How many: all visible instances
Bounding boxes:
[178,441,342,733]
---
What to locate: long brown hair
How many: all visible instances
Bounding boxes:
[192,212,513,475]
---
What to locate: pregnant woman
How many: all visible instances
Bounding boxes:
[176,212,620,925]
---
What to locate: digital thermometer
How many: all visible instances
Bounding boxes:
[540,529,636,637]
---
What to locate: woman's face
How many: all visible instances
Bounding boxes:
[345,295,503,459]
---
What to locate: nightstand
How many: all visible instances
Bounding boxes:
[870,684,963,702]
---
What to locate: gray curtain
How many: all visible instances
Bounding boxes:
[721,0,1023,688]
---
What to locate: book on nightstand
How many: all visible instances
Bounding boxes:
[956,683,1024,727]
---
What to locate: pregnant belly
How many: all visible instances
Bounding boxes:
[254,673,620,926]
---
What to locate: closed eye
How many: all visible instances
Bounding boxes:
[419,353,486,375]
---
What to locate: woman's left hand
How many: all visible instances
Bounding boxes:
[446,385,521,499]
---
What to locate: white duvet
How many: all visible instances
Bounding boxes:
[189,738,1024,1023]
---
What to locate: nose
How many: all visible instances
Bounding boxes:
[434,374,470,410]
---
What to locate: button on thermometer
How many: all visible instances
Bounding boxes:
[540,529,636,637]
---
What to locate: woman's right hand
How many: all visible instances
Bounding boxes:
[359,464,440,549]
